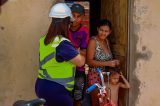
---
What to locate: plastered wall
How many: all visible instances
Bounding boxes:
[0,0,56,105]
[129,0,160,106]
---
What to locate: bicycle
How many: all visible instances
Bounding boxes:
[86,68,115,106]
[13,98,46,106]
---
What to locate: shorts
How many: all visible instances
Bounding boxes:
[73,70,86,101]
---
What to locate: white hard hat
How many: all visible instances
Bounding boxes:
[49,3,72,18]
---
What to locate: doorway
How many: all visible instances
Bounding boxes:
[101,0,129,106]
[89,0,129,106]
[65,0,129,106]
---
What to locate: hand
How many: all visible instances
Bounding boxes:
[120,71,123,75]
[119,71,124,77]
[115,60,120,66]
[109,60,119,67]
[84,64,89,75]
[77,47,80,52]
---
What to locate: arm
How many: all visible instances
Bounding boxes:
[79,27,89,58]
[79,49,86,57]
[119,72,130,89]
[70,54,85,67]
[56,40,85,67]
[86,38,118,67]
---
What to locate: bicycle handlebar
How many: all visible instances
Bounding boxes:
[86,67,116,106]
[13,98,46,106]
[86,68,111,102]
[86,84,98,93]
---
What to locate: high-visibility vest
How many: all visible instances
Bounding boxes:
[38,35,76,91]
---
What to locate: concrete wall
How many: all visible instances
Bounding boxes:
[0,0,56,105]
[129,0,160,106]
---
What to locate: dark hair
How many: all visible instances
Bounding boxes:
[44,17,70,45]
[97,19,112,29]
[110,71,120,78]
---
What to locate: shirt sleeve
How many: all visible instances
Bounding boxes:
[56,40,79,62]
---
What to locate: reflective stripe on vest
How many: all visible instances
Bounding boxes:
[39,52,55,66]
[39,68,75,90]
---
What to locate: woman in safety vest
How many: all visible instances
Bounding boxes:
[35,3,85,106]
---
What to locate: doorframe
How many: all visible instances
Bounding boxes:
[127,0,134,106]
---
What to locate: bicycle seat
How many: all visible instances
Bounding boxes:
[13,98,46,106]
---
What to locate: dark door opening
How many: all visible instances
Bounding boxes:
[89,0,101,36]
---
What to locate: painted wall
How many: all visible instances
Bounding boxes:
[129,0,160,106]
[0,0,56,105]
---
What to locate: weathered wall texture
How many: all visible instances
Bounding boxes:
[129,0,160,106]
[0,0,56,105]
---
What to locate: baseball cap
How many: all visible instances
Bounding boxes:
[71,3,85,15]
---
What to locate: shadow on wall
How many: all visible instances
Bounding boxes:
[0,0,8,13]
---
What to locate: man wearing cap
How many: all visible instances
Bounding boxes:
[69,3,90,106]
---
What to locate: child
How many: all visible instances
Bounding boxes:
[104,71,130,106]
[69,3,90,106]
